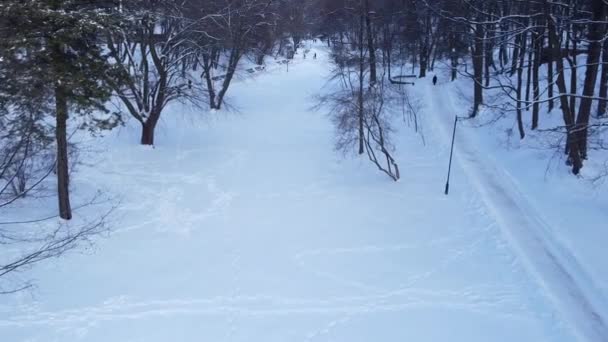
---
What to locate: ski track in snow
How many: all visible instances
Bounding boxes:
[423,81,608,342]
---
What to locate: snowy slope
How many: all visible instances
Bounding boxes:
[0,42,586,342]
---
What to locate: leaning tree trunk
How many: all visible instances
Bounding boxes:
[215,47,242,110]
[55,84,72,220]
[574,0,606,160]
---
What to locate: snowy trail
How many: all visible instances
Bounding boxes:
[422,81,608,342]
[0,44,580,342]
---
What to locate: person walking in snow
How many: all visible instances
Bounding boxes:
[314,53,317,59]
[432,75,438,85]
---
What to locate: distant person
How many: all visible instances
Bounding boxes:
[432,75,438,85]
[314,53,317,59]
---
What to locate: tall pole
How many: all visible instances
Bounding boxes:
[445,115,458,195]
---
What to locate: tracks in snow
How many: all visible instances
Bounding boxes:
[0,285,534,329]
[425,82,608,342]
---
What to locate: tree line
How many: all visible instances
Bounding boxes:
[312,0,607,176]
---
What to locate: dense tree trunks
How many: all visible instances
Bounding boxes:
[598,39,608,117]
[574,0,606,160]
[54,84,72,220]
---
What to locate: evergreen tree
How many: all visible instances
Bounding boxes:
[0,0,121,219]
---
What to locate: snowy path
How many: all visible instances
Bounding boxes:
[0,45,580,341]
[420,82,608,342]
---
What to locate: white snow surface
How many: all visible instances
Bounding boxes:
[1,42,606,342]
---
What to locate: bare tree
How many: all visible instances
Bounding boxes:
[315,34,410,181]
[194,0,278,110]
[107,0,204,145]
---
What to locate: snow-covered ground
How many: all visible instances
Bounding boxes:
[1,42,605,342]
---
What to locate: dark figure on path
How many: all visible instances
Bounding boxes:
[432,75,438,85]
[314,53,317,59]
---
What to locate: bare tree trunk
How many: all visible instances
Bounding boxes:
[598,39,608,117]
[484,26,493,87]
[525,36,533,110]
[547,36,555,112]
[364,0,377,85]
[449,32,458,81]
[419,43,428,78]
[215,47,241,110]
[568,26,578,120]
[430,43,438,71]
[55,84,72,220]
[451,55,458,81]
[510,34,520,77]
[140,119,158,145]
[574,0,606,160]
[499,25,508,70]
[201,53,218,109]
[516,31,527,139]
[545,1,581,174]
[358,11,365,155]
[471,22,484,117]
[532,29,542,129]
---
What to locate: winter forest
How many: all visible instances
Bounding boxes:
[1,0,608,341]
